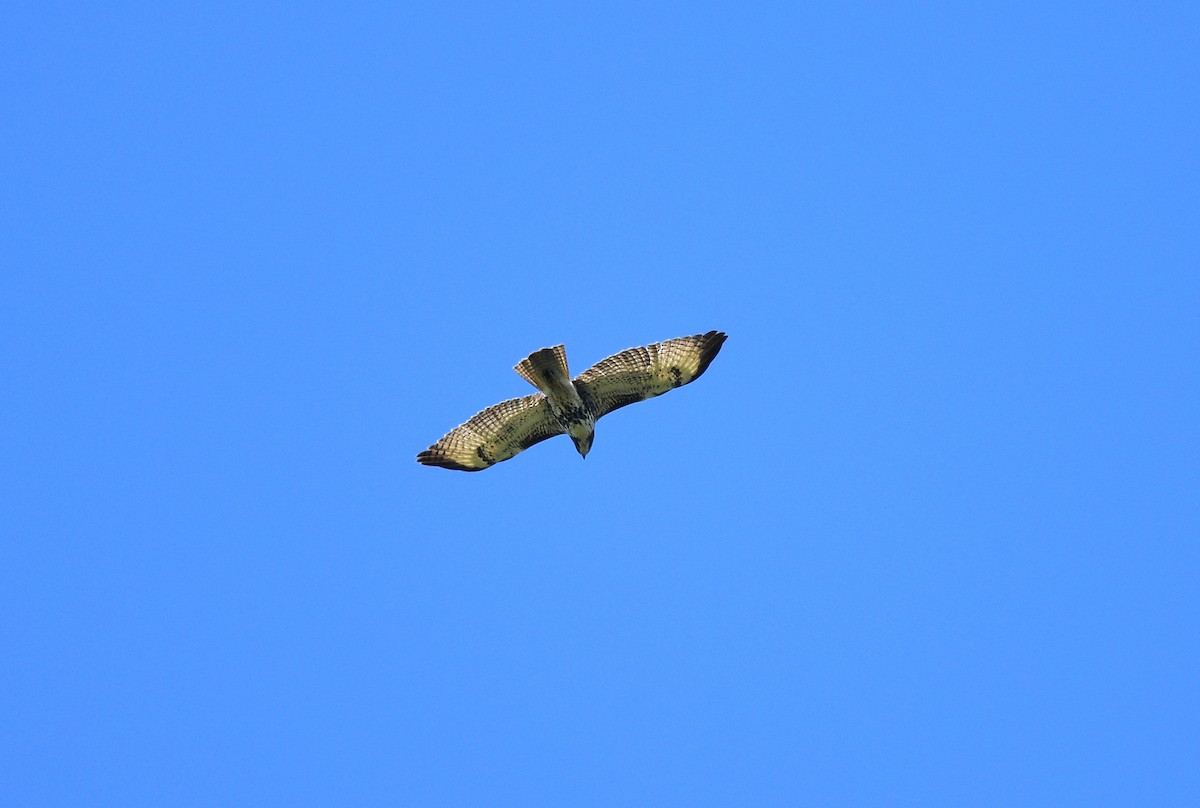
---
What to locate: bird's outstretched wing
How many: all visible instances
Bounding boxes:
[417,394,563,471]
[574,330,727,419]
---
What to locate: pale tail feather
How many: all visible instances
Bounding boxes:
[514,344,571,394]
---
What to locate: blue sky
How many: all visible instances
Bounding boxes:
[3,2,1198,805]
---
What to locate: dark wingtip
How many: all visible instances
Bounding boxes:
[693,330,727,379]
[416,450,484,472]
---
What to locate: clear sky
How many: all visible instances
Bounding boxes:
[3,2,1198,805]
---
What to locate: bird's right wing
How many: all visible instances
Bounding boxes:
[417,393,563,471]
[575,330,727,420]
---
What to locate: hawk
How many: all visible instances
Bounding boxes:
[417,331,728,471]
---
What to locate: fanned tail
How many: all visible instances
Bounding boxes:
[514,344,571,395]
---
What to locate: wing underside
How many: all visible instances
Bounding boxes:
[574,330,727,419]
[417,393,563,471]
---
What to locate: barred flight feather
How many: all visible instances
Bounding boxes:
[575,330,727,419]
[416,394,562,471]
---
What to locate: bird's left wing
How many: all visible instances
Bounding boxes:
[417,393,563,471]
[574,330,727,420]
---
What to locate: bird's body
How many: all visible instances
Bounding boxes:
[417,331,727,471]
[514,344,597,457]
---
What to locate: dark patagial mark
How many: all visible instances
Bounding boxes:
[670,366,684,387]
[476,445,495,465]
[517,429,553,451]
[610,392,649,410]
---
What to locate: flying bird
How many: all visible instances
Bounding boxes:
[417,331,727,471]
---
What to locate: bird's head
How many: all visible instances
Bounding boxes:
[568,424,593,459]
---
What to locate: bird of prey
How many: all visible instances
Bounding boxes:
[417,331,727,471]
